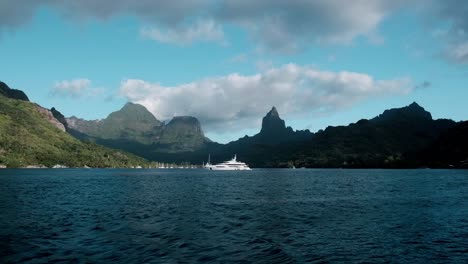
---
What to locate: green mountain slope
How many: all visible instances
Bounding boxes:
[67,103,209,153]
[0,95,147,168]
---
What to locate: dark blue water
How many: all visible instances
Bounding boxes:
[0,169,467,263]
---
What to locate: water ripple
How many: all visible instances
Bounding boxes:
[0,168,467,263]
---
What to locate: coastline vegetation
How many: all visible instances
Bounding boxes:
[0,95,148,168]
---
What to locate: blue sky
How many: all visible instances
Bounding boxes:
[1,1,467,143]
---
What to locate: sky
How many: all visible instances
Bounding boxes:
[0,0,467,143]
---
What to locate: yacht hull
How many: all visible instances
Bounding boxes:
[204,155,251,170]
[205,166,251,171]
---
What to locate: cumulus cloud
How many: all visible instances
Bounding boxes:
[0,0,45,30]
[51,0,210,24]
[216,0,398,52]
[0,0,210,34]
[51,78,104,98]
[0,0,402,52]
[119,64,412,132]
[423,0,468,63]
[140,19,224,45]
[6,1,468,58]
[444,41,468,64]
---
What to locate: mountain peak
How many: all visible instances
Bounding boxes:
[402,102,432,119]
[407,101,424,110]
[121,102,148,112]
[260,106,288,138]
[109,102,161,125]
[169,116,200,125]
[267,106,279,117]
[373,102,432,123]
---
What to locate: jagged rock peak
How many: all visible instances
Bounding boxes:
[51,107,68,130]
[260,106,287,134]
[34,105,66,132]
[267,106,279,117]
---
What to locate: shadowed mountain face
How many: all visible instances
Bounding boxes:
[372,102,432,123]
[51,107,68,131]
[421,121,468,168]
[0,81,29,101]
[159,116,206,151]
[257,107,296,143]
[67,103,209,153]
[260,107,286,134]
[200,102,458,168]
[286,102,457,168]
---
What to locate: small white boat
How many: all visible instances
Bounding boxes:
[204,154,251,170]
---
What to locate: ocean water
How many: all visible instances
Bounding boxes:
[0,169,467,263]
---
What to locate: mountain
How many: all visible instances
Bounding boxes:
[0,81,29,101]
[199,107,312,165]
[260,107,313,142]
[421,121,468,168]
[51,107,68,131]
[226,106,311,146]
[0,83,147,168]
[67,103,210,155]
[203,103,458,168]
[68,103,163,144]
[5,81,457,169]
[102,102,457,168]
[259,107,290,138]
[63,101,462,168]
[286,102,457,168]
[158,116,207,151]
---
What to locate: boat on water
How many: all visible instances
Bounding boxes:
[204,154,251,170]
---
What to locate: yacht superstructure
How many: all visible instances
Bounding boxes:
[204,155,251,170]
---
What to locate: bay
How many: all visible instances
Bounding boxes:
[0,169,467,263]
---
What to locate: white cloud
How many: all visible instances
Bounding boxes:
[119,64,412,133]
[422,0,468,63]
[51,78,104,98]
[444,41,468,63]
[140,19,225,45]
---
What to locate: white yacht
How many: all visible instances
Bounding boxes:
[204,154,251,170]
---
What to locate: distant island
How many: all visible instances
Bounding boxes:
[1,81,467,168]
